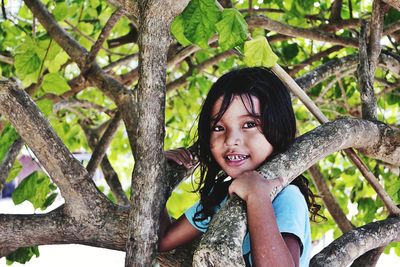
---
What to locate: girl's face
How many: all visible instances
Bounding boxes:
[210,95,273,178]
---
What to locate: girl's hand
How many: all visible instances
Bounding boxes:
[228,171,283,202]
[164,148,194,169]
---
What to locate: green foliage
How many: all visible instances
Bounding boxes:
[179,0,221,48]
[6,246,40,265]
[171,16,192,46]
[0,124,19,163]
[6,161,23,183]
[244,36,278,67]
[216,9,248,51]
[12,171,58,210]
[42,73,71,95]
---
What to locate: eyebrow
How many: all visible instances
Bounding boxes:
[210,113,261,123]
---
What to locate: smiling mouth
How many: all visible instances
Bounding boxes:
[225,155,249,161]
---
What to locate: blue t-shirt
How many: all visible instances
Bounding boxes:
[185,184,311,267]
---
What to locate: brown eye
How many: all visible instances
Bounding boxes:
[212,125,224,132]
[243,121,257,128]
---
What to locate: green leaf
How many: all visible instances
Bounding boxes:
[12,171,52,210]
[181,0,221,49]
[282,43,299,61]
[6,161,22,183]
[14,39,42,82]
[216,8,248,51]
[42,73,71,95]
[6,246,40,265]
[53,2,68,21]
[42,192,58,210]
[171,15,192,46]
[36,98,54,117]
[0,124,19,163]
[244,36,278,67]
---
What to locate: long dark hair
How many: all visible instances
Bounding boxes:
[192,67,323,223]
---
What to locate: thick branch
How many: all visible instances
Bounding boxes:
[125,1,176,265]
[0,205,129,257]
[358,21,378,120]
[0,79,110,219]
[194,118,400,266]
[381,0,400,10]
[310,217,400,266]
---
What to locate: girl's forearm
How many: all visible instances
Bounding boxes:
[247,195,296,267]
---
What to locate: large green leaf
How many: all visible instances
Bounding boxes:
[12,171,54,210]
[244,36,278,67]
[171,15,192,46]
[42,73,71,95]
[14,41,42,84]
[216,8,248,51]
[181,0,221,49]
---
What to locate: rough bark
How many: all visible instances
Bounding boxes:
[358,21,378,121]
[381,0,400,10]
[0,79,111,220]
[310,217,400,267]
[193,118,400,266]
[124,0,190,266]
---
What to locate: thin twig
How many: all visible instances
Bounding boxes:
[308,164,353,233]
[88,8,124,62]
[86,112,121,177]
[0,137,24,191]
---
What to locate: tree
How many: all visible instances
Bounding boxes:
[0,0,399,266]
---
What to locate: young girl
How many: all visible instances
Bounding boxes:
[160,67,321,267]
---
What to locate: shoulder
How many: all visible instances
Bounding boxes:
[274,185,306,206]
[272,184,309,222]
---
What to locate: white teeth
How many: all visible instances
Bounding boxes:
[227,155,247,161]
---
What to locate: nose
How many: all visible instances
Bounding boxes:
[225,128,242,147]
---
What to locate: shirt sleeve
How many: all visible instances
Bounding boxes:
[272,184,309,255]
[185,201,211,232]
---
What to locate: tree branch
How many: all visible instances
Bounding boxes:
[79,119,129,206]
[308,165,354,233]
[358,21,378,120]
[0,137,24,191]
[0,79,111,219]
[330,0,343,23]
[289,45,344,76]
[248,15,359,47]
[88,8,125,62]
[310,217,400,266]
[381,0,400,11]
[125,1,176,265]
[86,112,122,178]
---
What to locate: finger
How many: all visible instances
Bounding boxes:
[166,151,184,165]
[178,148,193,164]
